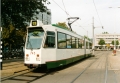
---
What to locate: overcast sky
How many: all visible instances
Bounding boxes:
[46,0,120,38]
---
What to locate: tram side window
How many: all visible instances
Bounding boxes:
[78,39,82,49]
[76,38,78,48]
[86,41,88,49]
[72,37,76,48]
[82,39,85,49]
[66,35,72,48]
[89,42,92,49]
[58,32,66,48]
[44,31,55,48]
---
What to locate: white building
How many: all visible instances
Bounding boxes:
[95,33,120,50]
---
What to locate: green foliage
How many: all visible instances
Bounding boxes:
[102,32,109,34]
[1,0,50,51]
[84,35,90,41]
[1,0,49,29]
[111,40,119,45]
[32,31,39,36]
[2,24,26,50]
[98,39,105,46]
[56,22,69,30]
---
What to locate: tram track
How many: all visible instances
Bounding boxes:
[70,51,110,83]
[2,51,117,83]
[104,51,109,83]
[1,61,29,80]
[3,64,24,70]
[2,51,104,83]
[3,62,23,67]
[1,68,31,81]
[1,56,94,83]
[1,65,58,83]
[105,51,118,83]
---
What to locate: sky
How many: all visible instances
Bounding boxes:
[46,0,120,38]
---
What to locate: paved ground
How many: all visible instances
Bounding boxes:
[2,58,23,63]
[0,59,28,78]
[72,51,120,83]
[0,51,120,83]
[29,51,120,83]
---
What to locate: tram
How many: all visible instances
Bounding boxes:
[24,20,92,69]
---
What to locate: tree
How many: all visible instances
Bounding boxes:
[111,40,119,49]
[56,22,69,30]
[1,0,50,29]
[111,40,119,45]
[98,39,105,49]
[1,0,50,52]
[56,22,78,33]
[102,32,109,34]
[2,24,26,52]
[84,35,90,41]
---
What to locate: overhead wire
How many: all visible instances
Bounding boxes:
[62,0,90,37]
[61,0,88,34]
[52,0,70,16]
[93,0,103,26]
[52,0,90,37]
[62,0,70,17]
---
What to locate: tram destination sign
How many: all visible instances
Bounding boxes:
[32,21,37,26]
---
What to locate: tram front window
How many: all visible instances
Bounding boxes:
[26,27,44,49]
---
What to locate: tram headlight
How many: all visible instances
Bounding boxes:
[26,54,29,61]
[26,54,29,57]
[36,54,40,61]
[37,54,39,57]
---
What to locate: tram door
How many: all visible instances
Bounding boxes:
[42,31,56,62]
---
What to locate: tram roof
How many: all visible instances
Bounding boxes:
[27,20,92,40]
[52,24,83,38]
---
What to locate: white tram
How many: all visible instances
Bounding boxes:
[24,20,92,69]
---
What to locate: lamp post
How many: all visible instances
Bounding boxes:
[92,17,103,56]
[114,32,116,50]
[92,17,95,56]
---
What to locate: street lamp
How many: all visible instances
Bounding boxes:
[92,17,103,56]
[114,32,116,50]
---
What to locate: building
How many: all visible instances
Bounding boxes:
[36,7,51,25]
[95,33,120,50]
